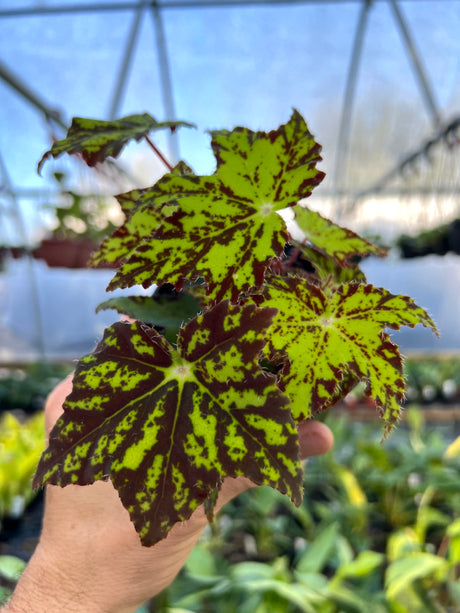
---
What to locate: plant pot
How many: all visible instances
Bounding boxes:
[32,238,98,269]
[448,219,460,255]
[0,248,7,272]
[0,247,32,270]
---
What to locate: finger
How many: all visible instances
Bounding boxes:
[297,420,334,458]
[44,375,73,437]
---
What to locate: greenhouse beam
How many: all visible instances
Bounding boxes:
[108,0,148,119]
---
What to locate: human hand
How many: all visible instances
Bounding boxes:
[3,376,333,613]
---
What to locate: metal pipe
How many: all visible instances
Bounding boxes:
[0,0,449,18]
[5,183,460,200]
[0,59,67,130]
[356,115,460,198]
[150,1,179,162]
[332,0,371,217]
[108,0,148,119]
[0,153,47,360]
[389,0,441,129]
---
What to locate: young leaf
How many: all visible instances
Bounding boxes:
[285,242,367,285]
[95,290,201,345]
[38,114,194,172]
[33,301,302,546]
[259,277,438,433]
[103,110,325,302]
[293,205,386,267]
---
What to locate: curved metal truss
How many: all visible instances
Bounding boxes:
[1,2,459,201]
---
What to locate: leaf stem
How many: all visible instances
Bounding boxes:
[283,245,303,272]
[144,135,173,171]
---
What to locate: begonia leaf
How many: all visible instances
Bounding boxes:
[259,277,438,434]
[210,109,324,206]
[285,241,367,285]
[102,110,325,302]
[95,291,201,345]
[117,161,194,215]
[293,205,386,267]
[90,162,192,268]
[38,114,194,172]
[33,301,302,546]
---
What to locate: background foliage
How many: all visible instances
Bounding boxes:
[157,410,460,613]
[1,397,458,611]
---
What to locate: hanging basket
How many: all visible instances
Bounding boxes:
[32,237,98,269]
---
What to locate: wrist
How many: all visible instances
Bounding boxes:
[2,544,104,613]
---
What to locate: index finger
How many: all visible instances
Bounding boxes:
[44,375,73,438]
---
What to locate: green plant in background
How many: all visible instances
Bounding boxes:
[396,219,460,258]
[159,408,460,613]
[0,556,26,606]
[0,364,73,601]
[340,356,460,407]
[404,357,460,404]
[46,171,119,245]
[0,412,45,523]
[0,362,73,414]
[32,110,438,548]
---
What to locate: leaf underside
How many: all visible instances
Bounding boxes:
[287,241,368,286]
[95,289,201,345]
[91,109,325,303]
[34,302,302,546]
[38,114,194,172]
[259,276,438,434]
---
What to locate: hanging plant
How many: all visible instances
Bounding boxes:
[34,114,193,269]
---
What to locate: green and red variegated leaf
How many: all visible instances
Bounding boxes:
[90,202,171,268]
[259,276,438,434]
[293,205,386,267]
[106,176,289,301]
[90,162,192,268]
[38,114,194,172]
[116,161,194,216]
[103,111,325,302]
[211,109,325,210]
[33,301,302,546]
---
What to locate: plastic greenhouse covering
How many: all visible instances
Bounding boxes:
[1,0,459,363]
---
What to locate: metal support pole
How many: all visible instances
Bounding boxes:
[108,0,147,119]
[0,0,454,18]
[0,59,67,131]
[333,0,371,217]
[0,154,47,360]
[357,114,460,199]
[389,0,441,129]
[150,1,179,162]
